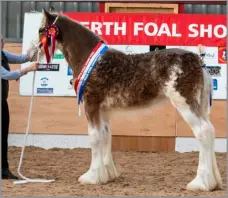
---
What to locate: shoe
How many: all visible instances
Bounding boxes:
[2,168,18,180]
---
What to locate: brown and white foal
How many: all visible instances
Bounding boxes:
[27,9,223,192]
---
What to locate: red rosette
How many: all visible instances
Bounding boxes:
[45,24,59,38]
[45,24,59,60]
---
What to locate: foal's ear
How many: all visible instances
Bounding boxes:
[49,6,55,12]
[42,8,55,24]
[42,8,50,18]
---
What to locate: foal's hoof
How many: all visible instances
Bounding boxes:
[78,168,109,185]
[187,178,208,191]
[104,162,119,181]
[187,175,217,192]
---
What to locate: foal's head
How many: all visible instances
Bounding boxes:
[26,9,59,62]
[28,9,102,71]
[27,9,64,62]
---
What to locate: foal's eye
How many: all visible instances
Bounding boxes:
[38,27,45,34]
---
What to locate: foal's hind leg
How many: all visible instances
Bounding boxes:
[78,107,109,184]
[171,100,222,191]
[102,119,119,181]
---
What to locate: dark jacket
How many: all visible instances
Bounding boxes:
[1,51,10,100]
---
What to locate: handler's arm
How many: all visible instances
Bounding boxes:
[0,66,23,80]
[3,50,29,64]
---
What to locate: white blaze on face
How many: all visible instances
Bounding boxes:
[26,33,63,63]
[26,39,40,62]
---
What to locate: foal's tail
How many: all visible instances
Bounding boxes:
[201,66,213,117]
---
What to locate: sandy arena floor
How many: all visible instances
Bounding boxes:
[2,146,227,197]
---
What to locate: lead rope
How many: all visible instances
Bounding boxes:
[14,48,55,184]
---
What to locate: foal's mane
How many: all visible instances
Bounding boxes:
[44,11,104,77]
[48,12,103,45]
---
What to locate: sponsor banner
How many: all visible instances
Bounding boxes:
[36,76,54,95]
[67,65,73,76]
[37,88,54,94]
[38,64,60,71]
[213,79,218,90]
[54,53,65,59]
[68,78,74,90]
[63,12,226,46]
[206,66,221,77]
[40,77,49,87]
[218,47,227,64]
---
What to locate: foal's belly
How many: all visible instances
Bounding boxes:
[100,92,169,117]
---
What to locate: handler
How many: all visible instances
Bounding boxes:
[1,34,39,179]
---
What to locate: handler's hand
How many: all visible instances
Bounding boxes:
[29,62,40,72]
[22,62,39,75]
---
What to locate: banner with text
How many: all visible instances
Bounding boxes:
[63,12,226,47]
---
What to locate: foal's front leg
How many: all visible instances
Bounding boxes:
[103,120,119,181]
[78,108,109,184]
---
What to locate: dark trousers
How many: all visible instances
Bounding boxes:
[2,99,9,169]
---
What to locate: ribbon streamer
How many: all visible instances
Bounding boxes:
[74,42,108,115]
[40,34,50,64]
